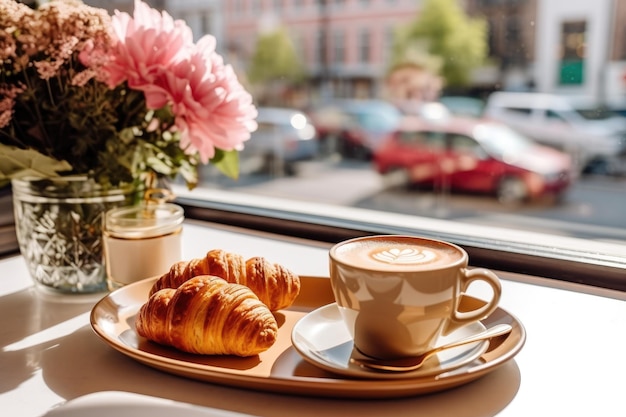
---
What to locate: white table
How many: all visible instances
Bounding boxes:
[2,221,626,416]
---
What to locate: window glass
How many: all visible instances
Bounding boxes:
[545,110,567,121]
[82,0,626,278]
[249,1,259,15]
[397,131,441,148]
[332,29,345,65]
[505,107,532,116]
[449,134,480,153]
[574,107,621,121]
[358,28,371,64]
[424,131,446,149]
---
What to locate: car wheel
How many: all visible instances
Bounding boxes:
[583,157,612,176]
[320,132,341,157]
[338,135,371,161]
[497,176,528,205]
[284,162,298,176]
[263,153,286,176]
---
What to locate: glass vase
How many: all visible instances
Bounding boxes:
[11,176,137,294]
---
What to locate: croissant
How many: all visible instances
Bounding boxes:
[136,275,278,357]
[150,249,300,311]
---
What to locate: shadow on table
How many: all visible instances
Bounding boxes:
[0,287,102,393]
[37,323,521,417]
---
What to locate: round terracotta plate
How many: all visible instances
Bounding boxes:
[90,276,526,399]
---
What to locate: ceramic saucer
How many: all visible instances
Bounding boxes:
[291,303,489,380]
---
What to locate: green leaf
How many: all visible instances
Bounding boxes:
[0,144,73,182]
[211,149,240,180]
[178,163,199,190]
[145,155,175,176]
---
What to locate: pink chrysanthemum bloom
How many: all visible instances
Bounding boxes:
[87,0,257,162]
[102,0,193,89]
[158,36,258,162]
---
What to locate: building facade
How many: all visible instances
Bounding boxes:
[534,0,611,102]
[222,0,421,100]
[465,0,538,92]
[83,0,626,106]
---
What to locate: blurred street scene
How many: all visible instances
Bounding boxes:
[85,0,626,243]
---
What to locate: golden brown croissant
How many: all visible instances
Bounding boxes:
[136,275,278,357]
[150,249,300,311]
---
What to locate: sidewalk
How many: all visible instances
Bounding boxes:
[234,161,385,206]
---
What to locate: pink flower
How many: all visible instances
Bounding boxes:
[0,84,24,129]
[155,35,258,162]
[82,0,257,163]
[102,0,193,89]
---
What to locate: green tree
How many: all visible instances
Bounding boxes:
[393,0,487,87]
[247,27,306,85]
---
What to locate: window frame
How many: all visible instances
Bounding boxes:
[173,185,626,293]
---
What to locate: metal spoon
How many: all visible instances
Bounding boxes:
[350,323,513,373]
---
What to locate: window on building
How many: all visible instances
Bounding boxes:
[358,28,371,64]
[559,20,586,85]
[384,26,395,65]
[315,30,325,68]
[332,29,345,65]
[486,20,497,57]
[294,32,307,64]
[200,11,212,37]
[232,0,243,16]
[251,0,261,15]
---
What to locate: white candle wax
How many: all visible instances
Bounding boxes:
[103,201,184,289]
[104,230,182,287]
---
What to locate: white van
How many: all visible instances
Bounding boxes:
[484,92,626,174]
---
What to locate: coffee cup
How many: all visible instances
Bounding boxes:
[329,235,501,360]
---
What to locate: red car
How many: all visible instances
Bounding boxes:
[373,116,573,204]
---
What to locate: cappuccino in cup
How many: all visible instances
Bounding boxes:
[329,235,501,360]
[332,237,463,271]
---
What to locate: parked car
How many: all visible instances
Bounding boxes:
[373,116,573,204]
[483,92,626,175]
[239,107,319,176]
[308,99,402,160]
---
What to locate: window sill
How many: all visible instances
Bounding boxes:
[172,184,626,292]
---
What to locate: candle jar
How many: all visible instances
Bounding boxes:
[104,196,183,289]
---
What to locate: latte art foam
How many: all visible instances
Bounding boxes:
[371,247,436,265]
[332,237,463,271]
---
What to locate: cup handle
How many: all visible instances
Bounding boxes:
[452,268,502,325]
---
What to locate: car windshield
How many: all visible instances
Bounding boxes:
[574,107,621,121]
[473,123,534,157]
[352,108,401,131]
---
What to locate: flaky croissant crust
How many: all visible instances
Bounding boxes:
[136,275,278,357]
[150,249,300,311]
